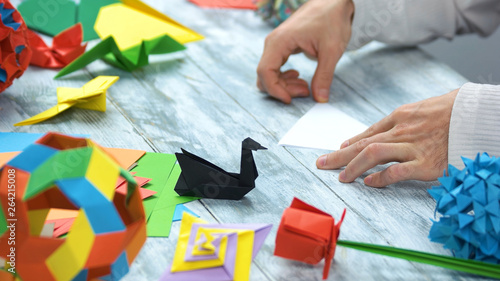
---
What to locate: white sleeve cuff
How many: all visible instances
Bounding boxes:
[346,0,373,51]
[448,83,500,169]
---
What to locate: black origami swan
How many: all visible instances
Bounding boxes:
[174,138,267,200]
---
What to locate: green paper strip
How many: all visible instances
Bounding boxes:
[131,153,199,237]
[131,152,177,220]
[147,165,199,237]
[337,240,500,279]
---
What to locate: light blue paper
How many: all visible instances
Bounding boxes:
[0,132,45,152]
[172,204,199,222]
[0,132,88,152]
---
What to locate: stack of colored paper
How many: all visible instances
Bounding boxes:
[0,132,200,238]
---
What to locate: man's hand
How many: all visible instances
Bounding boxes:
[316,89,460,187]
[257,0,354,104]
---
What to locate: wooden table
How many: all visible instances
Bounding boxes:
[2,0,487,280]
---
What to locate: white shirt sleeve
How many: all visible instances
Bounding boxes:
[347,0,500,50]
[448,83,500,169]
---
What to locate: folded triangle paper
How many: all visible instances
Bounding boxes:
[159,213,272,281]
[174,138,267,200]
[14,76,119,126]
[275,197,346,280]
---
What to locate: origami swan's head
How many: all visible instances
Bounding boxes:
[242,137,267,151]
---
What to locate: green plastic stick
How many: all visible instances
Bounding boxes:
[337,240,500,279]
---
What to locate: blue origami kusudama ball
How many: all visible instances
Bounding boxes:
[428,153,500,264]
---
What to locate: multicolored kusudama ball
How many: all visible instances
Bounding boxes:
[0,132,147,281]
[428,153,500,264]
[0,0,32,93]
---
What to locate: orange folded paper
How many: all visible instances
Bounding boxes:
[274,198,346,280]
[28,23,87,68]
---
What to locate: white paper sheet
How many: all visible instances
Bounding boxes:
[279,104,369,151]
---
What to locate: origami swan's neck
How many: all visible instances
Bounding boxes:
[239,148,256,186]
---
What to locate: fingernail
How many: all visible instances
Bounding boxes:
[317,155,327,167]
[339,170,346,182]
[317,89,329,103]
[341,140,349,149]
[364,176,372,185]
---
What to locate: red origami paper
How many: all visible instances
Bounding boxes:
[275,197,346,280]
[28,23,87,68]
[0,0,32,93]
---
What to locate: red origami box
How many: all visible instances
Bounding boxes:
[274,197,346,279]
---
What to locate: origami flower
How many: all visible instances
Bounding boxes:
[0,132,147,281]
[275,198,500,279]
[0,0,32,93]
[160,213,272,281]
[274,197,346,280]
[428,153,500,264]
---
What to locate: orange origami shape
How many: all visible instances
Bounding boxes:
[0,132,146,281]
